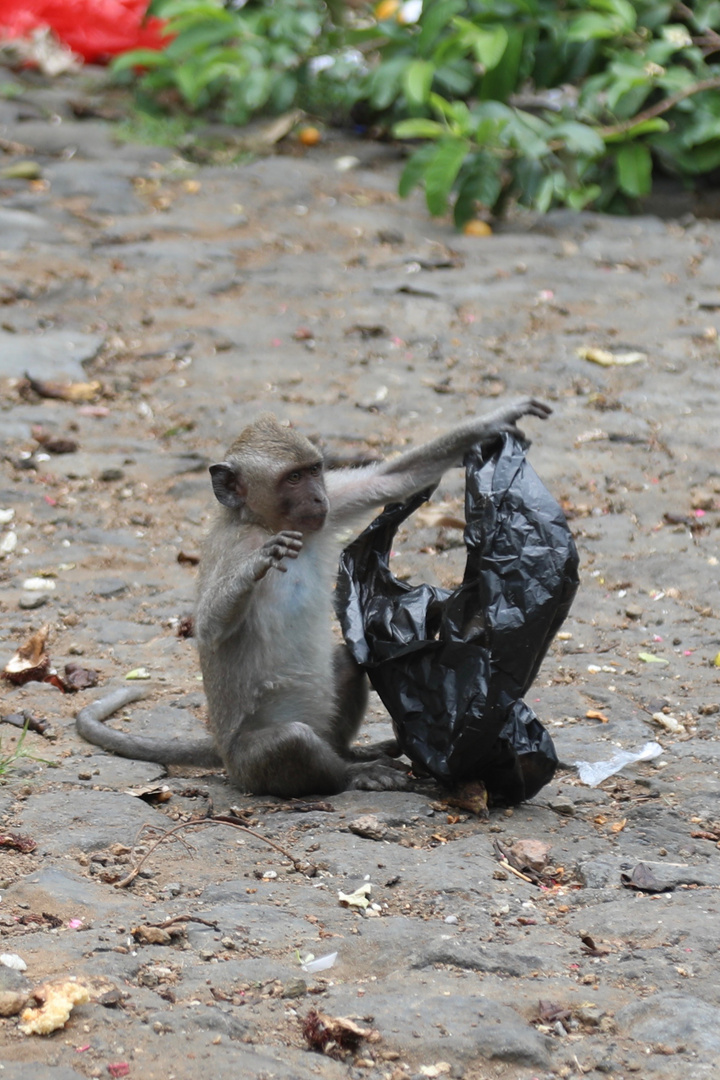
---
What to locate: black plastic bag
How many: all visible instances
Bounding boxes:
[337,435,579,804]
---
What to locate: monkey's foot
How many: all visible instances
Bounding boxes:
[347,761,412,791]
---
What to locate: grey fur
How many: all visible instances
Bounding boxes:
[76,399,551,797]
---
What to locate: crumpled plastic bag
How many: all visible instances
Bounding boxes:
[337,435,580,804]
[0,1,168,63]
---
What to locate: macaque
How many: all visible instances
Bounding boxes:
[77,399,551,797]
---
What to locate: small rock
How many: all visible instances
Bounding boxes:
[576,1005,605,1026]
[19,593,49,610]
[548,794,576,816]
[281,978,307,999]
[100,467,125,482]
[348,814,389,841]
[509,839,551,873]
[625,603,643,620]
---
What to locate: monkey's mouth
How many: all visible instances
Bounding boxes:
[298,511,327,532]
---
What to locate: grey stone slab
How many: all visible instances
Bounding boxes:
[44,160,145,214]
[326,981,551,1067]
[16,790,167,853]
[616,992,720,1053]
[0,1067,86,1080]
[0,330,103,380]
[0,207,61,250]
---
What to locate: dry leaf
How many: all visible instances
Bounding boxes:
[25,373,102,403]
[2,625,50,685]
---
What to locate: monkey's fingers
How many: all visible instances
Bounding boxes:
[524,397,552,419]
[506,397,552,422]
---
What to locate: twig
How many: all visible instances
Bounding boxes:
[147,914,220,930]
[598,76,720,138]
[210,813,315,872]
[497,858,536,885]
[115,814,316,889]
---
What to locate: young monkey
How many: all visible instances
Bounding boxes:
[77,398,551,797]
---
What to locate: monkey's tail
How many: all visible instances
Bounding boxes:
[76,685,222,768]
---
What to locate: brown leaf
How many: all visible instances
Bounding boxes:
[131,924,185,945]
[63,662,99,691]
[2,625,50,685]
[580,933,613,956]
[538,999,571,1025]
[302,1009,379,1058]
[443,780,488,818]
[25,373,102,403]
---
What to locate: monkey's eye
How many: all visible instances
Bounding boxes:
[309,463,322,476]
[286,471,302,485]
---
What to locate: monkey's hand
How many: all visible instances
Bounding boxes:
[344,737,401,763]
[252,531,303,581]
[486,396,552,442]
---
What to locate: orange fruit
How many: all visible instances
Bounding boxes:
[375,0,400,18]
[462,220,493,237]
[298,126,322,146]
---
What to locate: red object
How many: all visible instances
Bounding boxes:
[0,1,169,63]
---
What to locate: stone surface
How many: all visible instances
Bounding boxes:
[1,61,720,1080]
[0,330,103,380]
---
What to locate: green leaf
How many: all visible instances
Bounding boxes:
[424,137,470,216]
[164,17,237,59]
[534,173,556,214]
[616,142,653,196]
[453,156,503,225]
[368,56,408,111]
[566,183,602,210]
[398,143,437,199]
[112,49,169,73]
[566,13,620,41]
[451,18,508,72]
[552,121,605,157]
[603,118,669,142]
[393,118,447,139]
[403,59,435,107]
[417,0,466,56]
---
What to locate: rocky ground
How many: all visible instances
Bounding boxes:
[1,64,720,1080]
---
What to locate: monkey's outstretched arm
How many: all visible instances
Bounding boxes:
[76,685,222,767]
[327,397,551,520]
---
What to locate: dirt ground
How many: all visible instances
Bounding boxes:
[1,65,720,1080]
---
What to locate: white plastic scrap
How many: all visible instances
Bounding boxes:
[1,953,27,971]
[575,741,663,786]
[338,882,372,909]
[300,951,337,974]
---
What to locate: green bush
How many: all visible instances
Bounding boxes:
[114,0,346,125]
[117,0,720,222]
[361,0,720,221]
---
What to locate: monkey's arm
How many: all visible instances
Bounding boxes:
[327,397,550,520]
[76,686,222,766]
[195,529,303,647]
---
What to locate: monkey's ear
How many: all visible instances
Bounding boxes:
[209,462,248,509]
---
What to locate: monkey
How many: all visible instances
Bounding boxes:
[77,398,551,797]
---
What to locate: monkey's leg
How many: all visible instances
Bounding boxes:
[331,645,401,762]
[227,721,352,798]
[225,718,410,798]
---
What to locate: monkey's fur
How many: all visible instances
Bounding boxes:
[77,399,551,797]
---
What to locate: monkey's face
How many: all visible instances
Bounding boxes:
[277,461,329,532]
